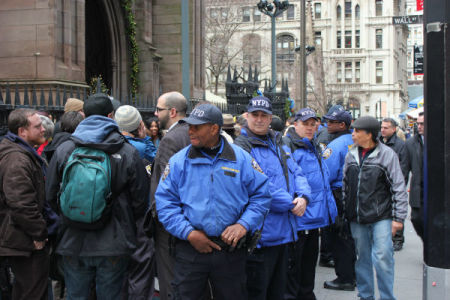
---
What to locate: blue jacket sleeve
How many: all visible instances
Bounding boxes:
[287,155,312,201]
[323,142,343,189]
[237,155,272,232]
[155,157,194,240]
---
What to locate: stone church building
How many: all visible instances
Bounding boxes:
[0,0,205,102]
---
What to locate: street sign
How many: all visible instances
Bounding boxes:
[414,45,424,75]
[392,15,423,25]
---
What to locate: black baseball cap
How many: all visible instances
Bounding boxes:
[248,96,272,115]
[181,104,223,126]
[83,93,114,117]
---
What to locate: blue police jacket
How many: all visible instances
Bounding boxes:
[322,131,353,190]
[155,138,271,240]
[125,135,157,163]
[234,128,311,247]
[283,127,338,230]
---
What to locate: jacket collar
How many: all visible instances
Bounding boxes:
[242,126,279,147]
[286,127,309,149]
[349,142,382,165]
[2,131,47,169]
[381,132,398,146]
[188,137,236,162]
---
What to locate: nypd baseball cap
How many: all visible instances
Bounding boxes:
[181,104,223,126]
[295,108,318,122]
[248,96,272,115]
[323,110,352,126]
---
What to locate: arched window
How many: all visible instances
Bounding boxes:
[345,0,352,18]
[242,34,261,70]
[355,5,360,18]
[337,5,342,19]
[276,34,295,80]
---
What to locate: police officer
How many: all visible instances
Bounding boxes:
[282,108,338,300]
[155,104,271,300]
[321,109,357,291]
[234,96,311,300]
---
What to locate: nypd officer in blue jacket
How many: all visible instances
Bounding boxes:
[282,108,338,300]
[321,109,357,291]
[234,96,311,300]
[155,104,271,300]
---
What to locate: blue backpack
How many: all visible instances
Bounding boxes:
[58,147,113,230]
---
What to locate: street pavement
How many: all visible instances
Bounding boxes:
[315,219,423,300]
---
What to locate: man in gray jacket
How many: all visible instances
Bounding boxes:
[342,116,408,300]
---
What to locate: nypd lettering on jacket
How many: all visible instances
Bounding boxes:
[155,139,272,240]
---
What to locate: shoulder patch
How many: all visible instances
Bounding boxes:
[251,159,264,174]
[162,163,170,181]
[319,143,327,152]
[322,147,332,160]
[348,144,355,150]
[145,164,152,176]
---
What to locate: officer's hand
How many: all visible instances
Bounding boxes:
[187,230,221,253]
[291,197,307,217]
[33,240,46,250]
[221,224,247,247]
[392,221,403,236]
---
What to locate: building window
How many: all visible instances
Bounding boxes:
[337,31,342,48]
[355,30,360,48]
[345,30,352,48]
[337,5,342,19]
[254,8,261,22]
[315,3,321,19]
[355,5,360,18]
[221,8,229,20]
[337,62,342,82]
[210,8,218,19]
[242,7,250,22]
[345,0,352,18]
[376,0,383,16]
[355,61,360,82]
[315,31,322,45]
[376,29,383,48]
[345,62,352,82]
[287,4,295,20]
[277,35,295,80]
[376,61,383,83]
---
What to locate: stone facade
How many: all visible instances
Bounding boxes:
[0,0,204,102]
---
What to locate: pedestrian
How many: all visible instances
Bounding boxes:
[283,108,338,300]
[115,105,157,163]
[37,115,54,156]
[0,108,49,300]
[322,108,357,291]
[404,111,425,240]
[234,96,311,300]
[144,117,162,149]
[155,103,271,300]
[46,93,149,299]
[380,117,409,251]
[343,116,408,300]
[147,91,190,300]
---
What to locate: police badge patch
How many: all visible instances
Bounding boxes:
[251,159,264,174]
[162,163,170,181]
[322,148,332,160]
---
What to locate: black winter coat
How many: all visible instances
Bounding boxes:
[405,134,424,208]
[380,133,408,182]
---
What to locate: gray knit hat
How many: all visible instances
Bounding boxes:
[115,105,142,133]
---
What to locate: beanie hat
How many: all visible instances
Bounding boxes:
[115,105,142,133]
[64,98,84,113]
[83,93,114,117]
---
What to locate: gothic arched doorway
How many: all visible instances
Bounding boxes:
[85,0,129,98]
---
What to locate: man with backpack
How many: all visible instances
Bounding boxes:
[46,93,149,299]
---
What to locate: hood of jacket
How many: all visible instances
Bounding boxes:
[71,115,124,153]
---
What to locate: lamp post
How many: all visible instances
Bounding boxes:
[257,0,290,92]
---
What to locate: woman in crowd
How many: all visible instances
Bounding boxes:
[145,117,161,149]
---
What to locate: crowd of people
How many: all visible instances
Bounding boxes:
[0,91,425,300]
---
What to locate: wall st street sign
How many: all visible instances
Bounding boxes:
[393,15,423,25]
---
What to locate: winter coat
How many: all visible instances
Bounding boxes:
[342,143,408,224]
[405,134,424,208]
[234,127,311,247]
[322,131,353,190]
[379,132,408,182]
[156,138,271,239]
[282,127,338,230]
[45,115,149,256]
[0,133,47,256]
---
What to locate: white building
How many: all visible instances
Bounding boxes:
[205,0,409,119]
[405,0,424,83]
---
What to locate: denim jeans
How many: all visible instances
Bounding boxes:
[62,255,129,300]
[350,219,396,300]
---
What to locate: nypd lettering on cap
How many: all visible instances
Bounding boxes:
[191,108,205,118]
[248,96,272,114]
[251,99,270,108]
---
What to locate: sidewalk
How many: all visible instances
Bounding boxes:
[315,219,423,300]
